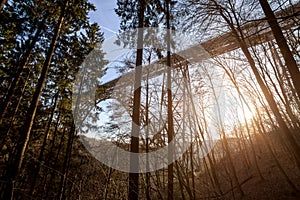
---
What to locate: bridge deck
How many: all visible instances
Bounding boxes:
[96,2,300,101]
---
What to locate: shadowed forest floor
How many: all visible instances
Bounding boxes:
[187,133,300,200]
[76,132,300,200]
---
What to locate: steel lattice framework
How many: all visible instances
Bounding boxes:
[96,2,300,102]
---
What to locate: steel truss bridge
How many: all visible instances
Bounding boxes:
[96,2,300,101]
[91,2,300,154]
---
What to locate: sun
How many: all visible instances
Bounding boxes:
[238,104,255,123]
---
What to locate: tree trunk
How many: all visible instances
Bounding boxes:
[0,19,45,122]
[0,69,30,151]
[206,64,244,196]
[43,117,65,198]
[145,70,151,200]
[253,118,298,192]
[217,6,300,169]
[29,92,59,197]
[57,123,75,200]
[220,63,264,180]
[165,0,174,199]
[128,0,145,199]
[259,0,300,99]
[1,1,68,199]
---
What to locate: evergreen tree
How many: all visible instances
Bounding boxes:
[0,0,107,199]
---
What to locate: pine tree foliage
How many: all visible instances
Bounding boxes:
[0,0,107,199]
[1,0,300,199]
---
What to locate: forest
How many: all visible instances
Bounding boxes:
[1,0,300,199]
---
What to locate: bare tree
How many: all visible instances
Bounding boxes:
[259,0,300,99]
[128,0,145,199]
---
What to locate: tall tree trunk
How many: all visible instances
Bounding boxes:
[253,117,298,192]
[165,0,174,199]
[206,65,244,196]
[0,19,45,122]
[104,168,113,200]
[267,41,300,127]
[145,70,151,200]
[57,123,75,200]
[0,69,30,151]
[1,1,68,199]
[259,0,300,99]
[216,4,300,169]
[43,118,65,199]
[128,0,145,199]
[29,92,59,197]
[175,161,186,200]
[219,63,264,180]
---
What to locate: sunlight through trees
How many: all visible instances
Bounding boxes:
[1,0,300,199]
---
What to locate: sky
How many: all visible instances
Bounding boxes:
[85,0,124,138]
[88,0,125,84]
[89,0,120,39]
[81,0,256,142]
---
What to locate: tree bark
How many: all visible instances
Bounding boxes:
[0,19,45,122]
[57,123,75,200]
[165,0,175,199]
[1,1,68,199]
[29,92,59,197]
[259,0,300,100]
[128,0,145,199]
[217,4,300,168]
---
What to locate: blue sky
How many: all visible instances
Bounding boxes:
[83,0,250,142]
[89,0,120,38]
[86,1,127,133]
[89,0,126,83]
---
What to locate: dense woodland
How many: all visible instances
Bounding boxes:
[1,0,300,199]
